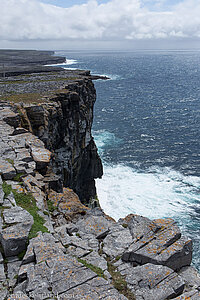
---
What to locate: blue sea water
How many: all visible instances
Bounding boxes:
[55,50,200,270]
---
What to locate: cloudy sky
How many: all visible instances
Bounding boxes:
[0,0,200,50]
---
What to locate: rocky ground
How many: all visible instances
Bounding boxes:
[0,50,66,77]
[0,50,200,300]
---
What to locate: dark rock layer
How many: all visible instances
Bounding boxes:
[22,77,103,202]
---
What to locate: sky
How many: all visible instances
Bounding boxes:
[0,0,200,50]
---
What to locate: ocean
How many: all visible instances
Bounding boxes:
[55,50,200,271]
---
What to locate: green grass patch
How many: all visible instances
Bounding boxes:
[43,211,49,216]
[2,182,12,198]
[5,158,14,166]
[77,258,106,279]
[107,259,136,300]
[13,173,24,182]
[2,182,48,239]
[0,80,29,85]
[0,93,43,103]
[47,198,55,213]
[18,250,26,260]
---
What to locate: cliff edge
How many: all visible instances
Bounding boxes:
[0,50,200,300]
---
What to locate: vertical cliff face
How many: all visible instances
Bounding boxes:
[24,77,103,202]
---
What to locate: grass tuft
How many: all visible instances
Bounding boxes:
[5,158,14,166]
[107,258,136,300]
[47,198,55,213]
[2,182,12,198]
[2,182,48,239]
[77,258,106,279]
[13,173,24,182]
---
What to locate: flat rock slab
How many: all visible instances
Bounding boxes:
[23,232,65,265]
[75,214,115,238]
[82,251,108,271]
[122,217,192,271]
[3,206,33,225]
[31,146,51,165]
[119,263,184,300]
[0,160,16,180]
[60,277,128,300]
[178,266,200,289]
[26,254,97,297]
[103,224,133,257]
[174,290,200,299]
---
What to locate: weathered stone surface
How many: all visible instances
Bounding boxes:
[7,260,21,287]
[0,160,16,180]
[4,192,16,207]
[3,111,21,128]
[16,150,32,163]
[120,263,185,300]
[31,146,51,169]
[103,224,133,257]
[0,252,3,263]
[174,290,200,299]
[18,263,35,282]
[0,186,4,205]
[0,52,199,300]
[178,266,200,290]
[0,263,6,282]
[122,217,192,271]
[60,277,128,300]
[3,206,33,225]
[0,222,33,257]
[22,239,35,265]
[0,285,8,300]
[83,251,107,271]
[119,214,156,240]
[49,188,88,222]
[75,214,114,238]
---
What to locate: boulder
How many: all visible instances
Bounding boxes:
[31,146,51,171]
[0,160,16,180]
[103,224,133,258]
[122,217,192,271]
[75,214,114,238]
[0,221,33,257]
[119,263,185,300]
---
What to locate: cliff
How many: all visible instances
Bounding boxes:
[21,76,103,202]
[0,50,200,300]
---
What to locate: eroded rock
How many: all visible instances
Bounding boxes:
[122,217,192,271]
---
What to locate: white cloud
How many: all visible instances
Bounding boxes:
[0,0,200,43]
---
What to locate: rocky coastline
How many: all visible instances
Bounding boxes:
[0,50,200,300]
